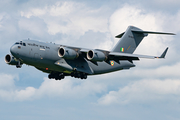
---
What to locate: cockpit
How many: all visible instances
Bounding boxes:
[14,41,26,46]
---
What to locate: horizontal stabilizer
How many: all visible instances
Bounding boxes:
[132,30,175,35]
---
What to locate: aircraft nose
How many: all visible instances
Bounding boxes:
[10,45,16,56]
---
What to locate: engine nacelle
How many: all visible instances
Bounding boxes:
[87,50,106,62]
[5,54,19,65]
[58,47,78,59]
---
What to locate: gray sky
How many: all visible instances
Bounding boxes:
[0,0,180,120]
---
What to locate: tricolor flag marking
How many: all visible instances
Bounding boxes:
[121,47,124,52]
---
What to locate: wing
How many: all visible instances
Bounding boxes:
[55,43,168,73]
[62,45,168,61]
[81,47,168,65]
[108,47,168,63]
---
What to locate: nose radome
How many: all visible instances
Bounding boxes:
[10,45,16,56]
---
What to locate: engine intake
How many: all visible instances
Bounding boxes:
[5,54,19,65]
[58,47,78,59]
[87,50,106,62]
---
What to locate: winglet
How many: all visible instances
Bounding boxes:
[156,47,168,58]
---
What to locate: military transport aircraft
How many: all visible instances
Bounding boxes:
[5,26,175,80]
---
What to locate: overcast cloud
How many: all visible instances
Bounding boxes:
[0,0,180,120]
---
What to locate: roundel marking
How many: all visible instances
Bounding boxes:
[110,61,114,66]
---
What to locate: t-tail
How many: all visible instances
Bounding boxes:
[112,26,175,53]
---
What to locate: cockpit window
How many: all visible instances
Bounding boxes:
[15,42,26,46]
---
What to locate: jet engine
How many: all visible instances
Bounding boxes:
[5,54,19,65]
[58,47,78,59]
[87,50,106,62]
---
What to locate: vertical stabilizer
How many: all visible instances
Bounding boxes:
[112,26,175,54]
[112,26,147,53]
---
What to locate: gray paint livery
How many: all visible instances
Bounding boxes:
[5,26,175,80]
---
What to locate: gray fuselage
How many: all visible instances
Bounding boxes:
[10,40,135,75]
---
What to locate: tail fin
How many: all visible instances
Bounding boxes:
[112,26,175,53]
